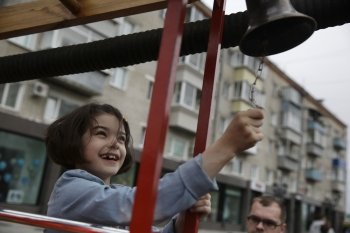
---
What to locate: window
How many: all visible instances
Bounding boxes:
[290,144,300,159]
[52,26,103,48]
[59,30,84,46]
[0,130,46,205]
[222,81,231,99]
[232,158,243,175]
[228,51,261,74]
[165,135,189,160]
[110,67,129,90]
[147,81,154,99]
[9,34,38,50]
[232,81,264,106]
[180,53,206,72]
[305,158,317,169]
[185,6,206,23]
[233,81,244,99]
[159,9,167,19]
[173,82,201,111]
[276,140,284,156]
[268,139,275,154]
[139,126,147,148]
[0,83,23,110]
[270,111,278,126]
[332,165,346,182]
[289,178,297,193]
[184,83,196,107]
[307,121,326,147]
[44,97,79,122]
[219,116,231,134]
[250,164,259,181]
[119,20,135,35]
[221,186,242,224]
[0,0,28,6]
[144,75,154,99]
[281,101,302,131]
[272,81,278,97]
[222,161,232,174]
[174,82,182,103]
[282,87,302,105]
[266,169,274,185]
[113,18,136,36]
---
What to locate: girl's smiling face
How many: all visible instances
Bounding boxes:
[77,113,127,184]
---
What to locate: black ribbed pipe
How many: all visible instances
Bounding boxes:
[0,0,349,83]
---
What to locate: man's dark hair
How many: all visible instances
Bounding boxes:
[250,195,287,223]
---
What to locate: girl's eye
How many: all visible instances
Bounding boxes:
[118,135,126,143]
[96,131,107,137]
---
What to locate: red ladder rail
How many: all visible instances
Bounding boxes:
[0,1,227,233]
[183,0,227,232]
[130,0,188,233]
[0,209,129,233]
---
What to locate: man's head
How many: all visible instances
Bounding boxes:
[246,195,287,233]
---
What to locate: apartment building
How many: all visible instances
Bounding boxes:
[0,1,347,232]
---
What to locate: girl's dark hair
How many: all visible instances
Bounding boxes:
[45,103,134,174]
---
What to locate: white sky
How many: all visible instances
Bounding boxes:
[202,0,350,213]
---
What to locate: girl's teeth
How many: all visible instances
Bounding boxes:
[101,154,117,160]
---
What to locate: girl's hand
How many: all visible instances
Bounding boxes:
[218,108,264,156]
[189,193,211,219]
[202,108,264,179]
[174,194,212,232]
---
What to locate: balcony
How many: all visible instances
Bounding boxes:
[332,158,347,168]
[308,120,325,132]
[277,156,299,172]
[332,180,345,192]
[233,67,256,80]
[305,168,322,182]
[276,127,302,145]
[50,72,107,96]
[306,143,324,157]
[169,105,198,133]
[333,137,347,151]
[230,100,251,112]
[280,87,302,106]
[278,150,299,161]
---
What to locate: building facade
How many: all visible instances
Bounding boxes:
[0,1,347,232]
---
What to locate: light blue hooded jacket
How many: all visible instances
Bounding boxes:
[45,155,218,233]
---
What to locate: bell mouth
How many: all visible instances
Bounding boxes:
[239,14,317,57]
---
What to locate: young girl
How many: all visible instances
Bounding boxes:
[45,103,264,232]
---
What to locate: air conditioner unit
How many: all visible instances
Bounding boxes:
[32,82,49,97]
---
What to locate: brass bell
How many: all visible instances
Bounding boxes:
[239,0,317,57]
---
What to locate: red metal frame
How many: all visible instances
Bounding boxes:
[0,209,128,233]
[0,1,227,233]
[130,0,188,232]
[183,0,226,232]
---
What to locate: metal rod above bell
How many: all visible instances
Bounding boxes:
[239,0,317,57]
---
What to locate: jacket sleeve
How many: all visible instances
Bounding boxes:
[47,154,217,226]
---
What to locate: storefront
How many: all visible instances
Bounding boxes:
[0,111,57,214]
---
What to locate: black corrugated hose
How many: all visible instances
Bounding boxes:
[0,0,349,83]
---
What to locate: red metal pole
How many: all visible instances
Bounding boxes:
[0,209,124,233]
[182,0,226,232]
[130,1,188,233]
